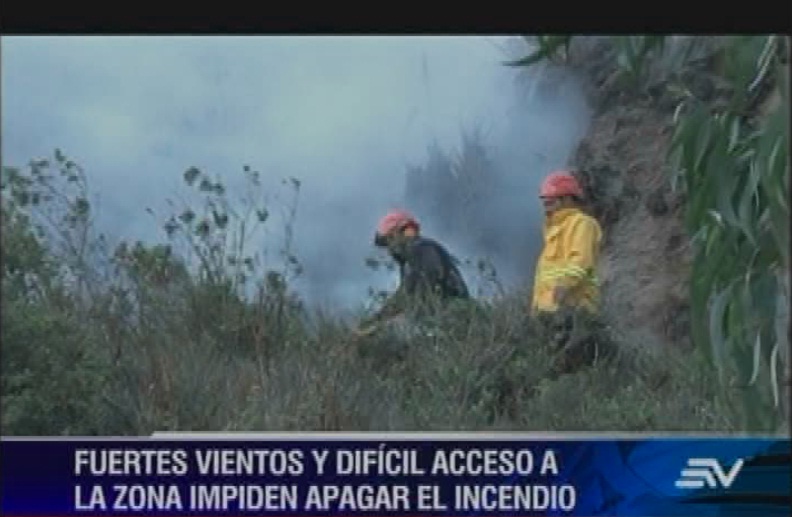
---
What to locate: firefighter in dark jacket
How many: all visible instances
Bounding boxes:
[356,209,469,336]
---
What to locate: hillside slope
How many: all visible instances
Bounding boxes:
[3,36,787,435]
[566,38,694,352]
[558,35,789,431]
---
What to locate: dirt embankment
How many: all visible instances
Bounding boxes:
[563,38,695,351]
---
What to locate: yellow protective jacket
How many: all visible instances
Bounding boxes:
[531,207,603,314]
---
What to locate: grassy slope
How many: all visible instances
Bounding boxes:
[2,37,760,436]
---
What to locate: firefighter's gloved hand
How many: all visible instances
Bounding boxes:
[553,285,572,307]
[549,307,574,349]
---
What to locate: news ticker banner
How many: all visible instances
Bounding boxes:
[1,435,790,517]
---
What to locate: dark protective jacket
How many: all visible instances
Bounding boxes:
[400,236,469,299]
[374,236,470,322]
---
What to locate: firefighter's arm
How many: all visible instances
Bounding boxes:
[378,285,409,319]
[376,255,433,318]
[554,216,602,303]
[354,287,402,336]
[358,245,445,330]
[358,284,408,331]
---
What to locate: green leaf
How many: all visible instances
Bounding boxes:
[737,161,761,245]
[164,219,178,237]
[748,36,777,93]
[199,178,214,192]
[74,197,90,216]
[740,271,757,330]
[243,257,254,271]
[728,115,742,152]
[693,116,715,173]
[212,211,228,230]
[178,209,195,225]
[708,134,741,230]
[503,36,571,68]
[708,285,733,378]
[690,252,716,352]
[766,135,784,181]
[757,124,790,265]
[673,105,708,191]
[195,219,211,237]
[184,167,200,186]
[753,272,779,331]
[504,51,548,68]
[778,62,790,104]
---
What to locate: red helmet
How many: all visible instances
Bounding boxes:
[540,170,583,199]
[376,209,419,239]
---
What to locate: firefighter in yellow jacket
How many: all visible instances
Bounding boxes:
[530,170,607,376]
[532,170,602,314]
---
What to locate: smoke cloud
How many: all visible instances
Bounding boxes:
[1,35,591,314]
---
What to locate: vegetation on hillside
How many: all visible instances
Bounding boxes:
[0,151,739,436]
[2,35,787,435]
[402,131,511,296]
[509,34,790,431]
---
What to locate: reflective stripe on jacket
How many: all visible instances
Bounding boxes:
[532,207,603,313]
